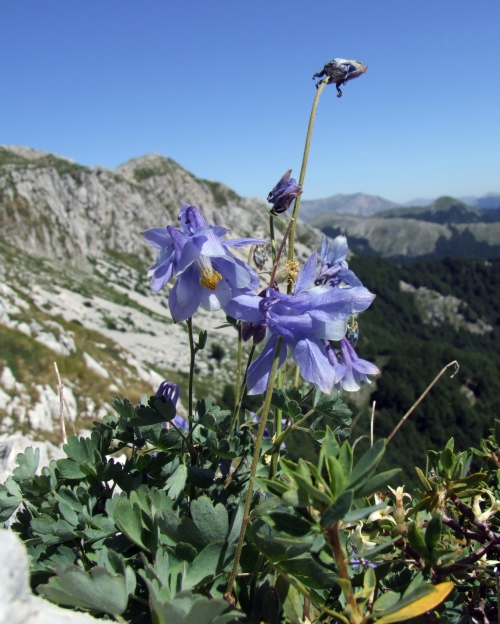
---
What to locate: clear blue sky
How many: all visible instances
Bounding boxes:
[1,0,499,204]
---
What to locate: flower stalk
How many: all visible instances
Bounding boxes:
[225,337,283,599]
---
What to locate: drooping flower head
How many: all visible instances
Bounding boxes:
[226,251,375,395]
[267,170,302,215]
[312,58,368,97]
[143,205,266,322]
[324,337,380,392]
[155,380,188,430]
[316,234,362,289]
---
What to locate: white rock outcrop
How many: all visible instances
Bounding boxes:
[0,529,98,623]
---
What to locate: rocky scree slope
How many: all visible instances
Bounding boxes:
[0,145,315,468]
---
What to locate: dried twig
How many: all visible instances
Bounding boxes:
[53,362,68,444]
[386,361,459,446]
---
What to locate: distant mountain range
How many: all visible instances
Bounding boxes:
[300,191,500,219]
[309,196,500,261]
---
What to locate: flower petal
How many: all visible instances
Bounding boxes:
[224,237,267,247]
[213,255,251,288]
[225,293,263,322]
[199,278,232,311]
[290,336,335,395]
[294,251,317,294]
[142,227,171,249]
[168,279,201,323]
[247,335,287,395]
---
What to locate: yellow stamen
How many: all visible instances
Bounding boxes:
[199,268,223,290]
[275,259,301,286]
[195,255,223,290]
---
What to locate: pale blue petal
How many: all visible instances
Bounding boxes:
[142,227,171,249]
[294,251,318,294]
[196,229,226,257]
[169,279,201,323]
[176,239,203,274]
[225,293,263,322]
[150,261,174,292]
[199,278,232,311]
[290,337,335,395]
[213,255,251,288]
[247,336,287,395]
[224,237,267,247]
[176,266,199,306]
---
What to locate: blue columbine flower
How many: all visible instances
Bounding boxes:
[225,251,375,395]
[316,234,362,288]
[267,170,302,215]
[156,380,188,429]
[143,205,266,322]
[325,337,380,392]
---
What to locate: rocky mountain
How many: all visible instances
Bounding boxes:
[0,145,320,452]
[310,196,500,261]
[300,192,399,219]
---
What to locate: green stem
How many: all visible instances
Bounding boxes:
[234,322,243,412]
[287,78,329,279]
[269,368,283,478]
[269,215,277,264]
[225,337,283,598]
[186,317,195,426]
[227,344,256,435]
[325,521,362,623]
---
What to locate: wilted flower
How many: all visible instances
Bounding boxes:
[143,205,265,322]
[316,234,362,289]
[156,380,187,430]
[474,491,500,522]
[350,522,378,554]
[367,494,396,525]
[253,244,269,270]
[388,485,412,524]
[324,337,380,392]
[225,251,375,395]
[312,58,368,97]
[267,170,302,215]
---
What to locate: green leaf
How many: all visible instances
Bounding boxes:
[414,466,432,491]
[190,496,229,545]
[279,554,337,590]
[264,512,313,537]
[249,520,313,563]
[440,447,454,476]
[321,427,340,462]
[408,521,431,561]
[63,435,100,464]
[320,490,353,527]
[343,501,386,523]
[12,447,40,481]
[355,468,402,498]
[149,590,240,624]
[184,541,235,589]
[282,488,310,508]
[425,514,442,553]
[37,564,128,615]
[338,442,353,480]
[113,498,155,552]
[253,476,291,498]
[325,455,346,498]
[129,403,171,426]
[348,439,385,489]
[165,464,188,499]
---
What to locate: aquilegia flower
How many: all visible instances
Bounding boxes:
[225,251,375,394]
[324,337,380,392]
[267,170,302,215]
[316,234,362,288]
[143,205,266,322]
[156,380,188,430]
[312,58,368,96]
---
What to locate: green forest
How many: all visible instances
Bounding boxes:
[344,255,500,485]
